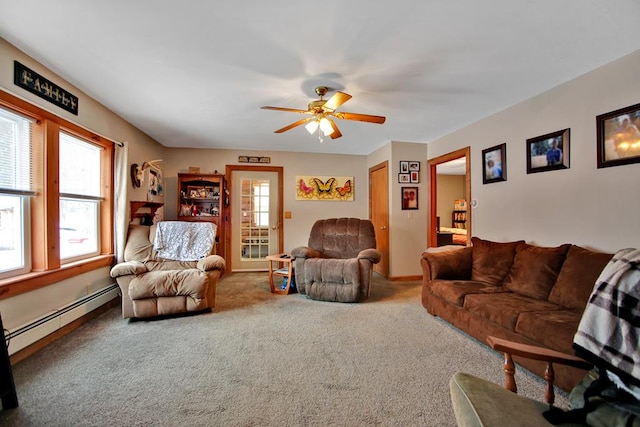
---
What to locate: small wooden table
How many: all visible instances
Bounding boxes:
[266,253,294,294]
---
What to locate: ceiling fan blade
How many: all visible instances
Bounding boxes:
[328,119,342,139]
[261,106,312,114]
[322,91,352,111]
[274,117,314,133]
[334,111,386,124]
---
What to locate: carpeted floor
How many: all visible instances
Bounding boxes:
[0,272,566,426]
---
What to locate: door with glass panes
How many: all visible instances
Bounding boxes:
[231,170,279,271]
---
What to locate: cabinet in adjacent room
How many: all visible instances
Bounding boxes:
[177,173,226,258]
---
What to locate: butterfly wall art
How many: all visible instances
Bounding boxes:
[295,176,354,201]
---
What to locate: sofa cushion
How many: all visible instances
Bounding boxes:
[515,310,581,354]
[423,247,473,280]
[430,279,510,307]
[450,373,553,427]
[548,245,613,311]
[503,243,570,300]
[308,218,376,259]
[303,257,360,284]
[128,270,207,300]
[123,224,155,262]
[470,237,523,286]
[464,293,564,331]
[145,260,198,271]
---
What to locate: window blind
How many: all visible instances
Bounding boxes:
[0,106,34,195]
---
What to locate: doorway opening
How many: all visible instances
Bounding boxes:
[427,147,471,248]
[225,165,284,272]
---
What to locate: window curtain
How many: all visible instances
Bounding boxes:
[114,143,129,263]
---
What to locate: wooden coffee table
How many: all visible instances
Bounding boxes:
[266,253,294,294]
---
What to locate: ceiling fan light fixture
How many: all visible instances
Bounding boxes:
[262,86,385,141]
[319,117,334,136]
[305,120,319,135]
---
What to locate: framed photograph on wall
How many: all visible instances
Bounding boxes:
[410,171,419,183]
[401,186,418,210]
[398,173,410,183]
[596,102,640,169]
[408,161,420,171]
[526,128,570,174]
[482,143,506,184]
[400,161,409,173]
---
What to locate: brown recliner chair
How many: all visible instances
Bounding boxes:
[110,222,225,319]
[291,218,381,302]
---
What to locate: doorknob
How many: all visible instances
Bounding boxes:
[380,226,387,230]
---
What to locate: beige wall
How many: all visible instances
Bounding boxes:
[0,39,165,333]
[164,143,429,279]
[427,50,640,252]
[387,142,429,275]
[162,147,370,252]
[436,175,466,228]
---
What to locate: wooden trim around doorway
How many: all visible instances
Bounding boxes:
[427,147,471,248]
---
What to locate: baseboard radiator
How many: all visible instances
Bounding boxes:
[6,284,119,356]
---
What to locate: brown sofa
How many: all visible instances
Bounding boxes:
[110,223,226,319]
[421,237,613,391]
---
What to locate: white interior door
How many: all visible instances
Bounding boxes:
[231,170,279,271]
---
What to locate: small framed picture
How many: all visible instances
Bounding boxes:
[482,143,506,184]
[408,161,420,171]
[398,173,410,183]
[526,128,570,174]
[400,161,409,174]
[596,102,640,169]
[410,171,419,183]
[401,186,418,210]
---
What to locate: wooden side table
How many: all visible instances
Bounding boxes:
[266,253,294,294]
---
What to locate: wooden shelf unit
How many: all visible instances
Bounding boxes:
[130,201,164,223]
[452,210,467,229]
[177,173,226,258]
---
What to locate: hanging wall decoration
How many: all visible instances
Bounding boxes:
[14,61,79,115]
[296,176,354,201]
[596,102,640,168]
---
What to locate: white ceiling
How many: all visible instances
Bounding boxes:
[1,1,639,155]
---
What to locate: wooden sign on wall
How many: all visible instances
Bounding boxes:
[14,61,79,115]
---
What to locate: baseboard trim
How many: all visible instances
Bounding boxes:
[388,275,422,282]
[9,297,120,366]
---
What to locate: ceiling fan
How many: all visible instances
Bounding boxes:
[261,86,386,141]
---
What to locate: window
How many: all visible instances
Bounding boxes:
[0,106,33,278]
[240,179,270,260]
[0,89,114,295]
[59,132,101,261]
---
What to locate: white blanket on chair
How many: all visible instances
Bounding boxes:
[154,221,216,261]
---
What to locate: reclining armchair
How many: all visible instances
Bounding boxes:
[110,222,225,319]
[291,218,381,302]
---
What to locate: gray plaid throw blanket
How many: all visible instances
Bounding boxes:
[574,248,640,399]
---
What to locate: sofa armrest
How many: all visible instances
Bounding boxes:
[487,335,593,406]
[358,248,381,264]
[291,246,323,259]
[421,247,472,280]
[110,261,147,278]
[197,254,226,272]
